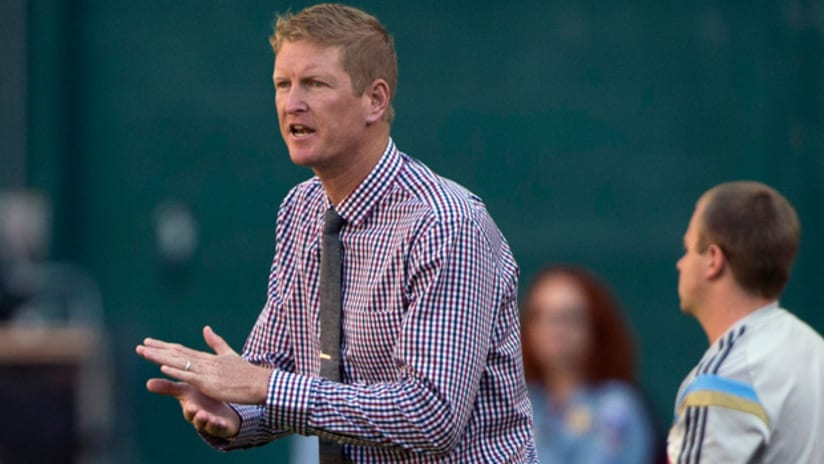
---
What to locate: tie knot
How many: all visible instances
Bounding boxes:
[324,208,346,235]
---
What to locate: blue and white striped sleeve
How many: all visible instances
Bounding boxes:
[667,374,769,463]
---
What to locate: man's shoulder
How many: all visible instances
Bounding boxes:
[735,308,824,377]
[678,326,754,390]
[772,307,824,347]
[699,308,824,409]
[396,151,485,224]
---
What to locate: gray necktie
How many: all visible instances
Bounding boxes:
[319,207,346,464]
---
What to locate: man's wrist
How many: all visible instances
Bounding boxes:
[252,366,275,404]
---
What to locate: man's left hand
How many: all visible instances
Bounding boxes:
[137,325,272,405]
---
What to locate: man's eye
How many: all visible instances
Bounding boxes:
[309,80,325,88]
[275,81,290,90]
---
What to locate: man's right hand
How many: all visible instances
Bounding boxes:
[146,378,241,438]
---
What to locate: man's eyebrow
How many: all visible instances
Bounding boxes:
[302,71,338,81]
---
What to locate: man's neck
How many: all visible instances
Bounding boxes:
[317,131,389,206]
[697,287,773,345]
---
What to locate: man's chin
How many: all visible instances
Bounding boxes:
[287,149,319,168]
[679,302,694,316]
[289,156,314,168]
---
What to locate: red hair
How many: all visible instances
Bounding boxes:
[521,265,637,385]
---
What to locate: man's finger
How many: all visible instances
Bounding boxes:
[160,364,198,387]
[142,338,207,359]
[137,342,213,378]
[137,346,184,369]
[203,325,236,356]
[198,411,230,438]
[146,378,188,397]
[204,421,229,438]
[192,410,210,430]
[193,410,229,437]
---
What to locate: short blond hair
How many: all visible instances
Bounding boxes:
[270,3,397,123]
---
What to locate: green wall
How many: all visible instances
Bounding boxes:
[25,1,824,462]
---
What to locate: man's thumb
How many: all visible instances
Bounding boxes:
[203,325,236,356]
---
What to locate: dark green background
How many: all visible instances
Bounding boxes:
[20,0,824,462]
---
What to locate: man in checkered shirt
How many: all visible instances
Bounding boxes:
[137,4,537,462]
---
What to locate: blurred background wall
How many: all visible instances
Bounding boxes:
[4,0,823,462]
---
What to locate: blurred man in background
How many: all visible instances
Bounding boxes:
[137,3,536,463]
[669,181,824,463]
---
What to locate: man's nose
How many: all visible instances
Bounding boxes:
[280,87,308,114]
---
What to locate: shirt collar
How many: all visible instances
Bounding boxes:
[711,300,780,349]
[332,137,401,227]
[735,300,780,327]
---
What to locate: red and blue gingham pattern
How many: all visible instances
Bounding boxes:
[227,139,537,462]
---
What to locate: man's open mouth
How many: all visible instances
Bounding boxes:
[290,124,316,137]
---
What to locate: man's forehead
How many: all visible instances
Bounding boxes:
[274,41,344,71]
[276,40,343,58]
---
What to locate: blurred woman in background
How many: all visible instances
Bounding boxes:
[522,266,656,464]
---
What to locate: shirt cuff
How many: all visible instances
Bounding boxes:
[264,368,316,435]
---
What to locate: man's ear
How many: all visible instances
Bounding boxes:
[364,78,390,124]
[705,243,726,280]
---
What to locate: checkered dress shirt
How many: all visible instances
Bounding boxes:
[216,139,536,462]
